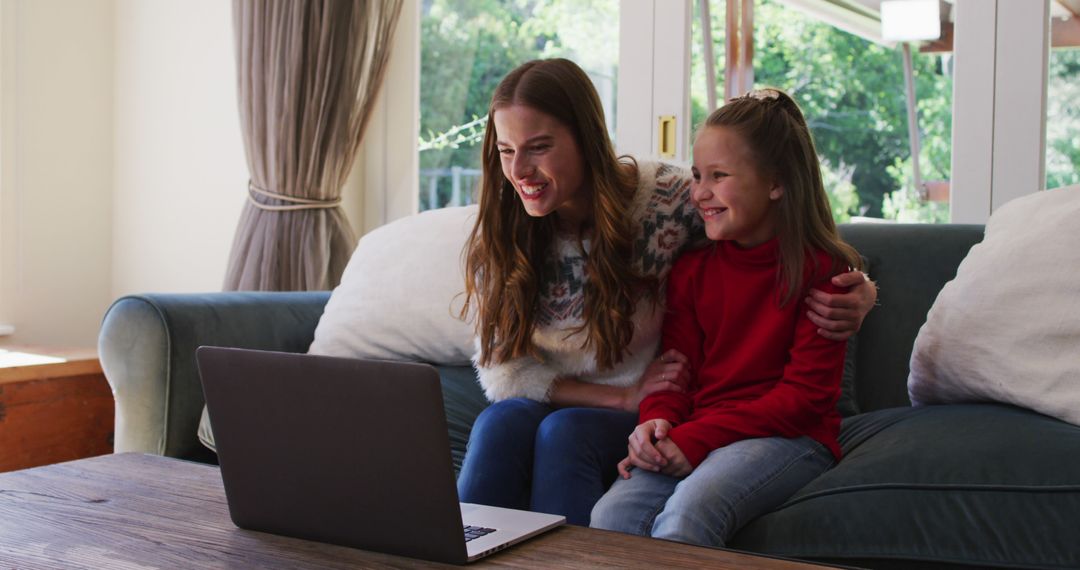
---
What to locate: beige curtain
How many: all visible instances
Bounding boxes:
[224,0,403,291]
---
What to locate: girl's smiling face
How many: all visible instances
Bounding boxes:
[493,104,589,231]
[691,126,784,248]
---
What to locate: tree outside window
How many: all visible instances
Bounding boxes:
[692,0,953,223]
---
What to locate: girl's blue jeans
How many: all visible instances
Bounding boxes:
[456,397,638,526]
[590,435,834,547]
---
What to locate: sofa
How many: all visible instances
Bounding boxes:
[99,223,1080,569]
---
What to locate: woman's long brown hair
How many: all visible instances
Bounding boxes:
[703,89,862,305]
[461,59,644,370]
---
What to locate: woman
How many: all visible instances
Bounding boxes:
[457,59,875,525]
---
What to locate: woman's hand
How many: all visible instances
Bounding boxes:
[806,271,878,341]
[620,349,691,412]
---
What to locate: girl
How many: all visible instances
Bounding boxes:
[590,88,860,545]
[457,60,875,526]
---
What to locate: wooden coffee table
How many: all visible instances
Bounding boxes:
[0,453,838,568]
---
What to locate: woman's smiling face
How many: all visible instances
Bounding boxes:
[493,104,590,230]
[691,125,783,248]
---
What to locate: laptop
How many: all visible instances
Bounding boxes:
[195,346,564,564]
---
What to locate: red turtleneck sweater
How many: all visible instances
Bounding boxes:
[639,238,846,468]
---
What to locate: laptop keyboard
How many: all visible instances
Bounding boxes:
[464,525,496,542]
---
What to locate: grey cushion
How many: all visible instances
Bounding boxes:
[834,249,871,419]
[730,404,1080,569]
[836,335,859,418]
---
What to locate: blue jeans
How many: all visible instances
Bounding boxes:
[456,398,638,526]
[589,436,834,547]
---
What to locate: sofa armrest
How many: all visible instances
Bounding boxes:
[98,292,330,460]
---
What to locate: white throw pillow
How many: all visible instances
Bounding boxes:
[308,205,478,365]
[908,185,1080,425]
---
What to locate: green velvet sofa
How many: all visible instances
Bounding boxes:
[98,223,1080,569]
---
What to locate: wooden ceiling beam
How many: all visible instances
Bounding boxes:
[920,17,1080,54]
[1052,12,1080,47]
[919,21,954,53]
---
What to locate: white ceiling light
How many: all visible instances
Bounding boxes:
[881,0,942,42]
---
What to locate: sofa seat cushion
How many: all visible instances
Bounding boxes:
[729,404,1080,569]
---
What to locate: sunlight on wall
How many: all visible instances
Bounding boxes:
[0,0,113,347]
[1,0,250,347]
[112,0,247,298]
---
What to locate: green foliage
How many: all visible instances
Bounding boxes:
[692,0,954,221]
[819,159,860,223]
[418,115,486,152]
[420,0,538,176]
[880,189,949,223]
[882,158,950,223]
[1046,48,1080,190]
[761,0,952,218]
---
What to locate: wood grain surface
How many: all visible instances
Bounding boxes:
[0,453,837,569]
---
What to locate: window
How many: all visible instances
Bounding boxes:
[691,0,953,223]
[418,0,619,211]
[1046,44,1080,190]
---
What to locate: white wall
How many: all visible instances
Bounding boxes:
[0,0,257,348]
[0,0,114,348]
[111,0,247,297]
[0,0,400,349]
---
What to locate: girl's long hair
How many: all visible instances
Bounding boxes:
[461,58,644,370]
[704,89,862,305]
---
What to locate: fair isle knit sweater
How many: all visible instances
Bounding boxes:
[474,160,704,403]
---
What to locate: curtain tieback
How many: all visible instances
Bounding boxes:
[247,181,342,211]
